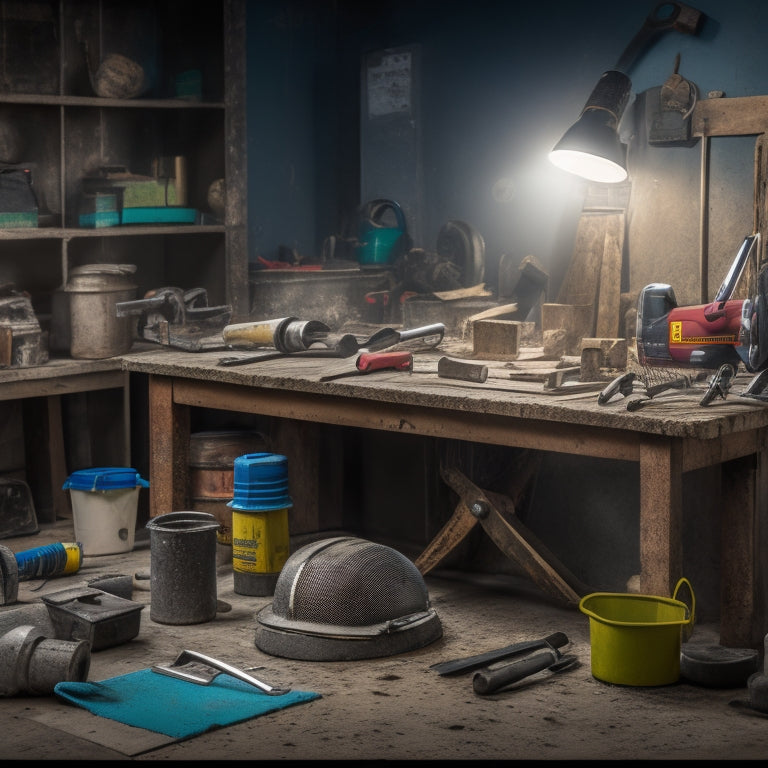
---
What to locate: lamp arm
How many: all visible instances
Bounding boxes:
[613,1,704,75]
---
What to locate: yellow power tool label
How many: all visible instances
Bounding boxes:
[669,321,737,345]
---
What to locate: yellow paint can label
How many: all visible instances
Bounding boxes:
[232,508,290,574]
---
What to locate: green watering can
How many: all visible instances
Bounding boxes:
[356,199,410,267]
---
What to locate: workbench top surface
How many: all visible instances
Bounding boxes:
[120,344,768,441]
[0,355,123,383]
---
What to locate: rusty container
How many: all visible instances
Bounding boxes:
[189,430,269,556]
[64,263,137,359]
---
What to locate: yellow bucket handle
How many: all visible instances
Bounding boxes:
[673,577,696,641]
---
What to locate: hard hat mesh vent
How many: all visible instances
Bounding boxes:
[271,537,430,627]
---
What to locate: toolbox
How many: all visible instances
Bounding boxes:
[42,585,144,651]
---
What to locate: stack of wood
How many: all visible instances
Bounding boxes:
[540,207,635,381]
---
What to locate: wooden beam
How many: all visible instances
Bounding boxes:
[692,95,768,138]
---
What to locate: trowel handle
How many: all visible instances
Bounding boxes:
[472,648,559,695]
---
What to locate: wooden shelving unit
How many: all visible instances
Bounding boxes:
[0,0,248,322]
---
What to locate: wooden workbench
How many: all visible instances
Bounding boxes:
[0,357,130,522]
[121,346,768,648]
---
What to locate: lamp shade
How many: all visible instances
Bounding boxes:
[549,70,632,184]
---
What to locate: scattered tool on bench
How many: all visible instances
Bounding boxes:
[319,350,413,381]
[598,370,707,410]
[116,286,232,351]
[437,356,488,383]
[472,647,579,695]
[223,316,334,352]
[429,631,569,676]
[362,322,445,352]
[218,334,359,366]
[217,320,445,367]
[151,649,291,695]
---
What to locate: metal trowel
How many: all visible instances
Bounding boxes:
[151,649,291,695]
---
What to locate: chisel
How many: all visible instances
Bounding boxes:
[429,631,569,676]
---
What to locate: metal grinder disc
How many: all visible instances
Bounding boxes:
[680,644,759,688]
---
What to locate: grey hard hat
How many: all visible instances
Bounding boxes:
[254,536,442,661]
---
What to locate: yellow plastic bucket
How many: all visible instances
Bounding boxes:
[578,577,695,687]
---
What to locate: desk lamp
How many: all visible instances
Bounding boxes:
[548,1,704,184]
[548,70,632,184]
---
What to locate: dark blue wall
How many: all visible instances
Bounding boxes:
[244,0,764,600]
[246,0,768,299]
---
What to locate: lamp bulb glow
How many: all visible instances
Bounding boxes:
[548,148,628,184]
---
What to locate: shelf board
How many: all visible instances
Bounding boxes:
[0,93,224,110]
[0,225,227,240]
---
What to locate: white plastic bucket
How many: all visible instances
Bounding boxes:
[62,467,149,556]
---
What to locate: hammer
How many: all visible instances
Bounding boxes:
[472,647,579,695]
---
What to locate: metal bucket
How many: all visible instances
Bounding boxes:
[65,263,137,359]
[145,511,219,625]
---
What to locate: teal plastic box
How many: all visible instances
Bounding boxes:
[121,206,197,225]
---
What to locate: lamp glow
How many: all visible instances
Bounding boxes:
[549,70,632,184]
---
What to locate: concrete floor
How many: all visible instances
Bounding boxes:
[1,518,767,761]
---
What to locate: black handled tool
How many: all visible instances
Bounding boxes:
[472,650,578,695]
[429,631,569,676]
[363,322,445,352]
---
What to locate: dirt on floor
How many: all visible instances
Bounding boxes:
[1,518,767,761]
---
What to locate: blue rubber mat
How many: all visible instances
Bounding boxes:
[55,668,321,739]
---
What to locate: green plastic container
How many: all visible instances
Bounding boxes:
[579,577,695,687]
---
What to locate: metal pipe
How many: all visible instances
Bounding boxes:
[700,134,710,302]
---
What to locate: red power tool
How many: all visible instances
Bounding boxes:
[634,233,768,405]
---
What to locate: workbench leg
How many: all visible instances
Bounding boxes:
[638,437,683,598]
[148,375,190,518]
[22,396,68,523]
[721,454,763,648]
[269,419,345,535]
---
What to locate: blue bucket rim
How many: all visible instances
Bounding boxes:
[62,466,149,492]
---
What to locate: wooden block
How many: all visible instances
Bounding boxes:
[466,302,519,324]
[580,348,602,382]
[472,319,520,359]
[594,214,625,338]
[0,327,11,367]
[557,211,625,341]
[542,328,567,359]
[541,304,593,356]
[545,367,581,388]
[580,338,628,369]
